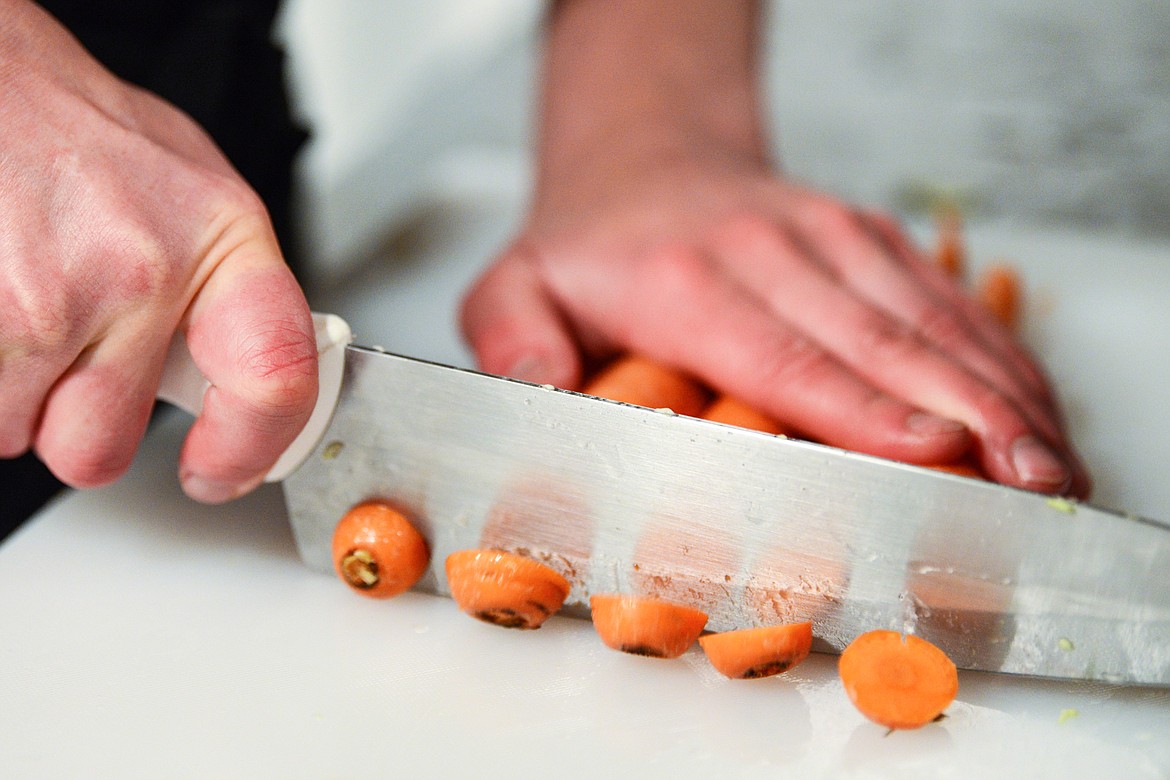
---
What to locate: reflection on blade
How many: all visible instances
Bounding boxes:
[283,347,1170,685]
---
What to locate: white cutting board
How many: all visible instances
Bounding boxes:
[2,205,1168,778]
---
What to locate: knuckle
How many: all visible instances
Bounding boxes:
[641,244,714,299]
[236,321,318,414]
[754,332,834,392]
[853,313,920,365]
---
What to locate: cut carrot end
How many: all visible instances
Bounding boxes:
[838,629,958,730]
[331,501,430,599]
[700,395,787,435]
[699,622,813,679]
[589,594,708,659]
[445,549,570,630]
[977,263,1023,331]
[583,355,708,417]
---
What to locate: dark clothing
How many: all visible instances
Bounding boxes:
[0,0,306,541]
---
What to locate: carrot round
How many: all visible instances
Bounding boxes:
[445,549,570,630]
[838,629,958,730]
[332,501,430,599]
[589,594,708,659]
[977,263,1023,331]
[700,395,787,435]
[925,461,986,480]
[699,622,813,679]
[583,355,708,417]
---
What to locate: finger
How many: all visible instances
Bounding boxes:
[862,208,1058,408]
[709,218,1076,495]
[776,203,1065,447]
[33,334,163,487]
[178,240,317,504]
[459,240,583,388]
[861,210,1090,495]
[606,244,972,463]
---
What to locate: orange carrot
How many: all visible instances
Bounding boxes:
[934,209,966,281]
[925,461,986,480]
[977,263,1023,331]
[838,629,958,730]
[699,622,813,679]
[583,355,708,417]
[701,395,787,435]
[332,501,430,599]
[589,593,708,659]
[445,549,570,630]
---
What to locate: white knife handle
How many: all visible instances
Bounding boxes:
[157,312,353,483]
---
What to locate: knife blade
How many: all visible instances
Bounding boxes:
[158,313,1170,685]
[276,339,1170,686]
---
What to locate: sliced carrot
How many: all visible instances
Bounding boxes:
[700,395,787,435]
[445,549,570,630]
[925,461,986,480]
[977,263,1023,331]
[583,355,708,417]
[934,209,966,281]
[589,593,708,659]
[838,629,958,730]
[331,501,430,599]
[699,622,813,679]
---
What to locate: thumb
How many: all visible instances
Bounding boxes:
[460,242,581,388]
[177,238,317,504]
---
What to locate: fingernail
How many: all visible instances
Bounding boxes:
[1010,435,1072,490]
[905,412,967,436]
[182,473,260,504]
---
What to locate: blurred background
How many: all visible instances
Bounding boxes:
[278,0,1170,277]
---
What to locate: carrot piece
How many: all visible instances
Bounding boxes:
[445,549,570,630]
[589,593,708,659]
[925,461,986,480]
[701,395,787,435]
[332,501,430,599]
[977,263,1023,331]
[838,629,959,730]
[699,622,813,679]
[934,209,966,281]
[583,355,708,417]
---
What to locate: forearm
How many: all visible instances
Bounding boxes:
[537,0,770,187]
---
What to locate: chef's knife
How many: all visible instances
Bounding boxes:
[161,314,1170,686]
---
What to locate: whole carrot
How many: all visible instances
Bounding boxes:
[977,263,1023,331]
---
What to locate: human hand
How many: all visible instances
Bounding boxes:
[0,1,317,502]
[460,0,1088,497]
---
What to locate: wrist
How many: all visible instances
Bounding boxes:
[535,0,770,186]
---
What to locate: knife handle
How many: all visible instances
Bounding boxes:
[157,312,353,482]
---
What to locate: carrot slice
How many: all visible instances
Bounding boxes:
[699,622,813,679]
[700,395,787,435]
[977,263,1023,331]
[583,355,708,417]
[925,461,986,480]
[838,629,958,730]
[332,501,430,599]
[589,594,708,659]
[445,549,570,630]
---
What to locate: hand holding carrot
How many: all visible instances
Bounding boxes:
[460,0,1088,497]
